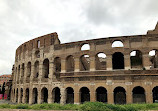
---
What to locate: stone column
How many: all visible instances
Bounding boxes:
[38,61,43,83]
[48,89,52,104]
[143,52,150,70]
[74,86,80,104]
[24,64,27,83]
[29,88,33,104]
[126,89,132,104]
[30,64,34,82]
[146,87,153,103]
[18,89,20,104]
[38,89,41,104]
[106,54,112,70]
[60,88,66,105]
[107,88,114,104]
[75,58,80,72]
[22,88,26,103]
[124,54,131,70]
[49,60,54,81]
[90,56,96,71]
[61,59,66,73]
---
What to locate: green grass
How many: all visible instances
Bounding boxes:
[1,102,158,110]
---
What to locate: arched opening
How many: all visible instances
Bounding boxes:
[34,61,39,78]
[16,88,18,102]
[133,86,146,103]
[37,40,40,48]
[54,57,61,72]
[32,88,38,104]
[152,86,158,103]
[80,87,90,103]
[66,87,74,104]
[66,55,75,72]
[81,43,90,51]
[114,87,126,104]
[96,53,107,70]
[43,59,49,78]
[35,50,40,58]
[18,65,20,81]
[130,50,143,69]
[21,63,24,78]
[27,62,31,77]
[80,55,90,71]
[52,87,61,103]
[20,88,23,103]
[149,50,158,68]
[41,87,48,103]
[26,88,29,103]
[112,41,124,48]
[96,87,107,103]
[112,52,124,69]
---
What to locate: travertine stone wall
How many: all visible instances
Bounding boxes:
[11,23,158,105]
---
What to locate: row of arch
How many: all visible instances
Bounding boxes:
[15,49,158,81]
[13,86,158,104]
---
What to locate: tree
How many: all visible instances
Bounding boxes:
[2,82,5,97]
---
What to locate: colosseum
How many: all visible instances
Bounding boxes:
[11,23,158,105]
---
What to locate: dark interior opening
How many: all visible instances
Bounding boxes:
[114,87,126,104]
[66,87,74,104]
[80,87,90,103]
[133,86,146,103]
[96,87,107,103]
[112,52,124,69]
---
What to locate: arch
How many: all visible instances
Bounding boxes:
[80,87,90,103]
[132,86,146,103]
[112,52,124,69]
[18,65,20,80]
[35,50,40,58]
[21,63,24,78]
[27,62,31,77]
[96,87,107,103]
[41,87,48,103]
[152,86,158,103]
[96,53,107,70]
[16,88,18,102]
[20,88,23,103]
[37,40,40,48]
[25,88,29,103]
[54,57,61,72]
[112,40,124,48]
[114,87,126,104]
[66,55,75,72]
[130,50,143,69]
[34,61,39,78]
[32,88,38,104]
[43,59,49,78]
[81,43,90,51]
[52,87,61,103]
[80,54,90,71]
[149,49,158,68]
[66,87,74,104]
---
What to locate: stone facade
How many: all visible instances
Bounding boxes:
[11,23,158,104]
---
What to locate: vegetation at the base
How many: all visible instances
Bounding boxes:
[1,102,158,111]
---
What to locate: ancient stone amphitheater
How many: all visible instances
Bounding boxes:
[11,23,158,105]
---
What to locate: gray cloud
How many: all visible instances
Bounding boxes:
[0,0,158,75]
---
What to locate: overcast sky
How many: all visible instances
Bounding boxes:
[0,0,158,75]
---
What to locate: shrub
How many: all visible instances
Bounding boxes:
[0,104,11,109]
[14,104,30,109]
[80,102,111,111]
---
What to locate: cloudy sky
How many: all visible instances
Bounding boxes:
[0,0,158,75]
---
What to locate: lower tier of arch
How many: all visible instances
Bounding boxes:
[11,81,158,104]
